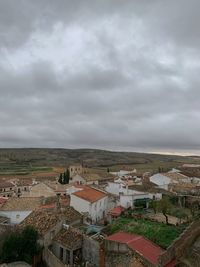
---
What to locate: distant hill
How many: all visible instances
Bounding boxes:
[0,148,198,168]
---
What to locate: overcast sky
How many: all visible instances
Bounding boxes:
[0,1,200,154]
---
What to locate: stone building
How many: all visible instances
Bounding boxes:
[51,227,82,266]
[0,181,15,197]
[69,164,82,178]
[20,206,82,247]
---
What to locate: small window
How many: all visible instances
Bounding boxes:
[16,214,20,219]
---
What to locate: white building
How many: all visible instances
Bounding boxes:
[70,186,108,223]
[105,181,162,209]
[70,173,100,185]
[0,181,15,197]
[150,172,190,191]
[0,197,42,224]
[110,169,137,177]
[168,168,181,173]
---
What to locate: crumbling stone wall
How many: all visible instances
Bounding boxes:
[83,236,100,267]
[105,250,146,267]
[43,247,66,267]
[159,219,200,266]
[104,240,154,267]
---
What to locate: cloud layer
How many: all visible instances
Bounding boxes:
[0,0,200,154]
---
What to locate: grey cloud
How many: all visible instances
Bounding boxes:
[0,1,200,153]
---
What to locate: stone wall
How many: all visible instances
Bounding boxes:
[43,220,64,247]
[158,219,200,266]
[104,240,154,267]
[105,251,130,267]
[83,235,100,267]
[43,247,67,267]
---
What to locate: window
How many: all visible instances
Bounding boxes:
[60,247,63,261]
[16,214,20,219]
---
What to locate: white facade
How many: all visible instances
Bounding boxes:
[69,174,87,185]
[105,181,126,195]
[70,194,108,223]
[0,210,32,224]
[110,169,137,177]
[119,192,161,209]
[105,181,162,208]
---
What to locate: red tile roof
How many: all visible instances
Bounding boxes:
[0,197,8,205]
[106,232,164,265]
[109,206,125,217]
[72,186,106,203]
[106,232,140,244]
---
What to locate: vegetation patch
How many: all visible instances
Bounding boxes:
[104,216,187,249]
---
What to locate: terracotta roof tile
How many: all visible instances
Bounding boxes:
[72,186,107,203]
[53,228,82,249]
[0,197,42,211]
[20,207,82,236]
[106,232,164,265]
[109,206,125,216]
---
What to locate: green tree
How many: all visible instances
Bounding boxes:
[63,169,70,184]
[66,168,70,184]
[158,197,171,224]
[150,200,158,214]
[58,173,63,184]
[1,226,40,264]
[21,226,39,260]
[175,209,188,224]
[63,172,67,184]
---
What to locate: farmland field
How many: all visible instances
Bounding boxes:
[0,148,199,177]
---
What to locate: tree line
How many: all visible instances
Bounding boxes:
[58,168,70,184]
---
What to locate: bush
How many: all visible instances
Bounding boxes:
[0,226,41,264]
